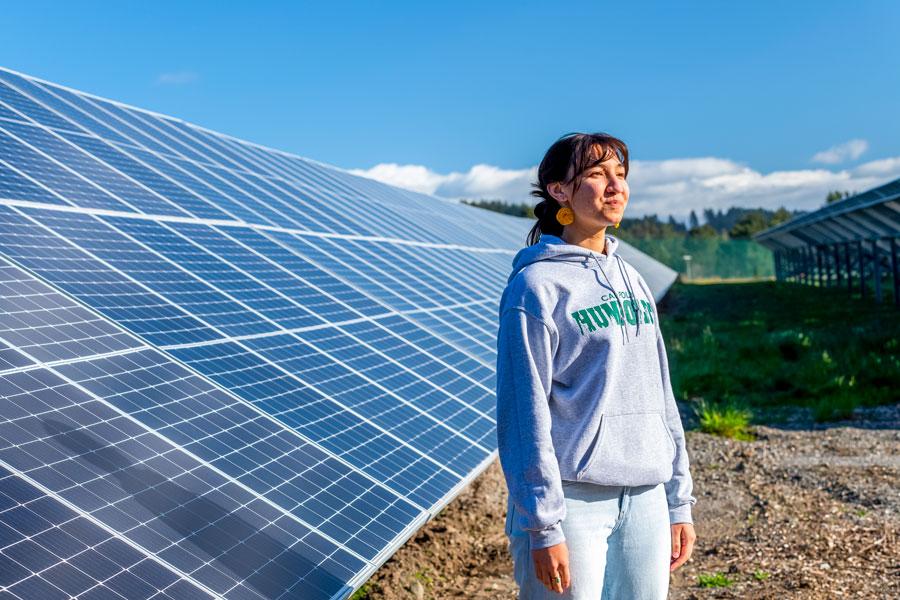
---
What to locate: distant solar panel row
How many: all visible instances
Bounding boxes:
[0,67,515,599]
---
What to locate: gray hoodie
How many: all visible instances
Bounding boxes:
[495,233,695,549]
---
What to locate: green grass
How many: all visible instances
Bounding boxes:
[693,398,755,440]
[348,583,372,600]
[662,280,900,425]
[698,572,735,588]
[753,569,771,581]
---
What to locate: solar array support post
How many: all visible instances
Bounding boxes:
[812,246,818,285]
[872,239,882,304]
[803,246,811,285]
[845,242,853,294]
[891,238,900,308]
[789,249,795,282]
[801,247,807,285]
[833,244,842,288]
[816,245,824,287]
[802,248,807,282]
[857,240,866,299]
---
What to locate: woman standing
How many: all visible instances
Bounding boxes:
[496,133,697,599]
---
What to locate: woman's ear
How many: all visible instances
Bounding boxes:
[547,181,568,204]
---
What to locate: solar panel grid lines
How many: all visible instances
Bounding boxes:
[3,94,186,214]
[76,215,494,457]
[47,212,491,454]
[0,124,130,212]
[0,71,299,230]
[0,359,369,599]
[3,344,385,563]
[1,65,530,247]
[160,223,500,414]
[0,113,171,216]
[164,340,463,509]
[0,81,83,134]
[0,461,217,600]
[51,352,425,559]
[5,230,478,520]
[0,70,135,147]
[0,262,141,365]
[0,252,438,517]
[242,331,490,456]
[247,225,501,359]
[0,77,268,227]
[0,197,502,372]
[57,130,238,222]
[0,207,470,486]
[85,104,352,235]
[262,231,496,361]
[0,206,227,348]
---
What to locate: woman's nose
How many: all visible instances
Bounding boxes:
[608,176,626,193]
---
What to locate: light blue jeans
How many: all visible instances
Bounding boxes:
[507,481,671,599]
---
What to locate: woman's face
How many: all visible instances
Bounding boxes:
[549,148,629,232]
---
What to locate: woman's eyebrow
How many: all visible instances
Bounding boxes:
[587,159,623,171]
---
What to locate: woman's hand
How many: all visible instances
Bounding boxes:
[532,542,570,594]
[670,523,696,572]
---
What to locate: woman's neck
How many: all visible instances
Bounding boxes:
[561,227,609,255]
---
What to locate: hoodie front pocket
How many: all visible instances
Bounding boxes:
[576,412,676,486]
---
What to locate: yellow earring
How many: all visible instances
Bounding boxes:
[556,206,574,226]
[614,222,620,229]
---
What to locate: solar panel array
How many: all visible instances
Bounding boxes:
[0,67,676,599]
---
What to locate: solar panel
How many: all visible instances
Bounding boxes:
[0,66,676,598]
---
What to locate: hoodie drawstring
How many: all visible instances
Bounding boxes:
[591,253,630,344]
[615,255,641,338]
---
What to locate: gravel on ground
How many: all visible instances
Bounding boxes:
[359,403,900,599]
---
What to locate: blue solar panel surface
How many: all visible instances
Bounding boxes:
[0,67,676,598]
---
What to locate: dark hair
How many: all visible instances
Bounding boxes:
[527,132,629,246]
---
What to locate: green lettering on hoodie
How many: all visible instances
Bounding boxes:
[600,301,624,326]
[623,300,637,325]
[641,299,655,323]
[571,309,596,335]
[588,305,610,329]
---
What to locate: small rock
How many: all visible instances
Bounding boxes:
[409,580,425,600]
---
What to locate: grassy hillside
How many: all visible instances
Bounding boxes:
[661,279,900,425]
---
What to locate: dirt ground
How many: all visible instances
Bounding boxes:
[359,403,900,599]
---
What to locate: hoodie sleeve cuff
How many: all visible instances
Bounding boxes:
[668,503,693,525]
[528,522,566,549]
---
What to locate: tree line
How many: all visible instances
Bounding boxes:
[459,198,804,241]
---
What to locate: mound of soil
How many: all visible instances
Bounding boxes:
[359,403,899,599]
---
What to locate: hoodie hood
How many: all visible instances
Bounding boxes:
[507,234,620,284]
[507,233,644,341]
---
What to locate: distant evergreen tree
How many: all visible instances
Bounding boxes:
[457,197,815,279]
[729,210,769,238]
[688,223,718,239]
[825,190,854,204]
[459,198,534,218]
[459,199,806,243]
[769,207,793,227]
[667,215,686,232]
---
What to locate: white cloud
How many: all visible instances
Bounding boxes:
[349,163,537,201]
[349,154,900,220]
[811,139,869,164]
[154,71,199,86]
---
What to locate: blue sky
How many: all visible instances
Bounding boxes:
[2,1,899,217]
